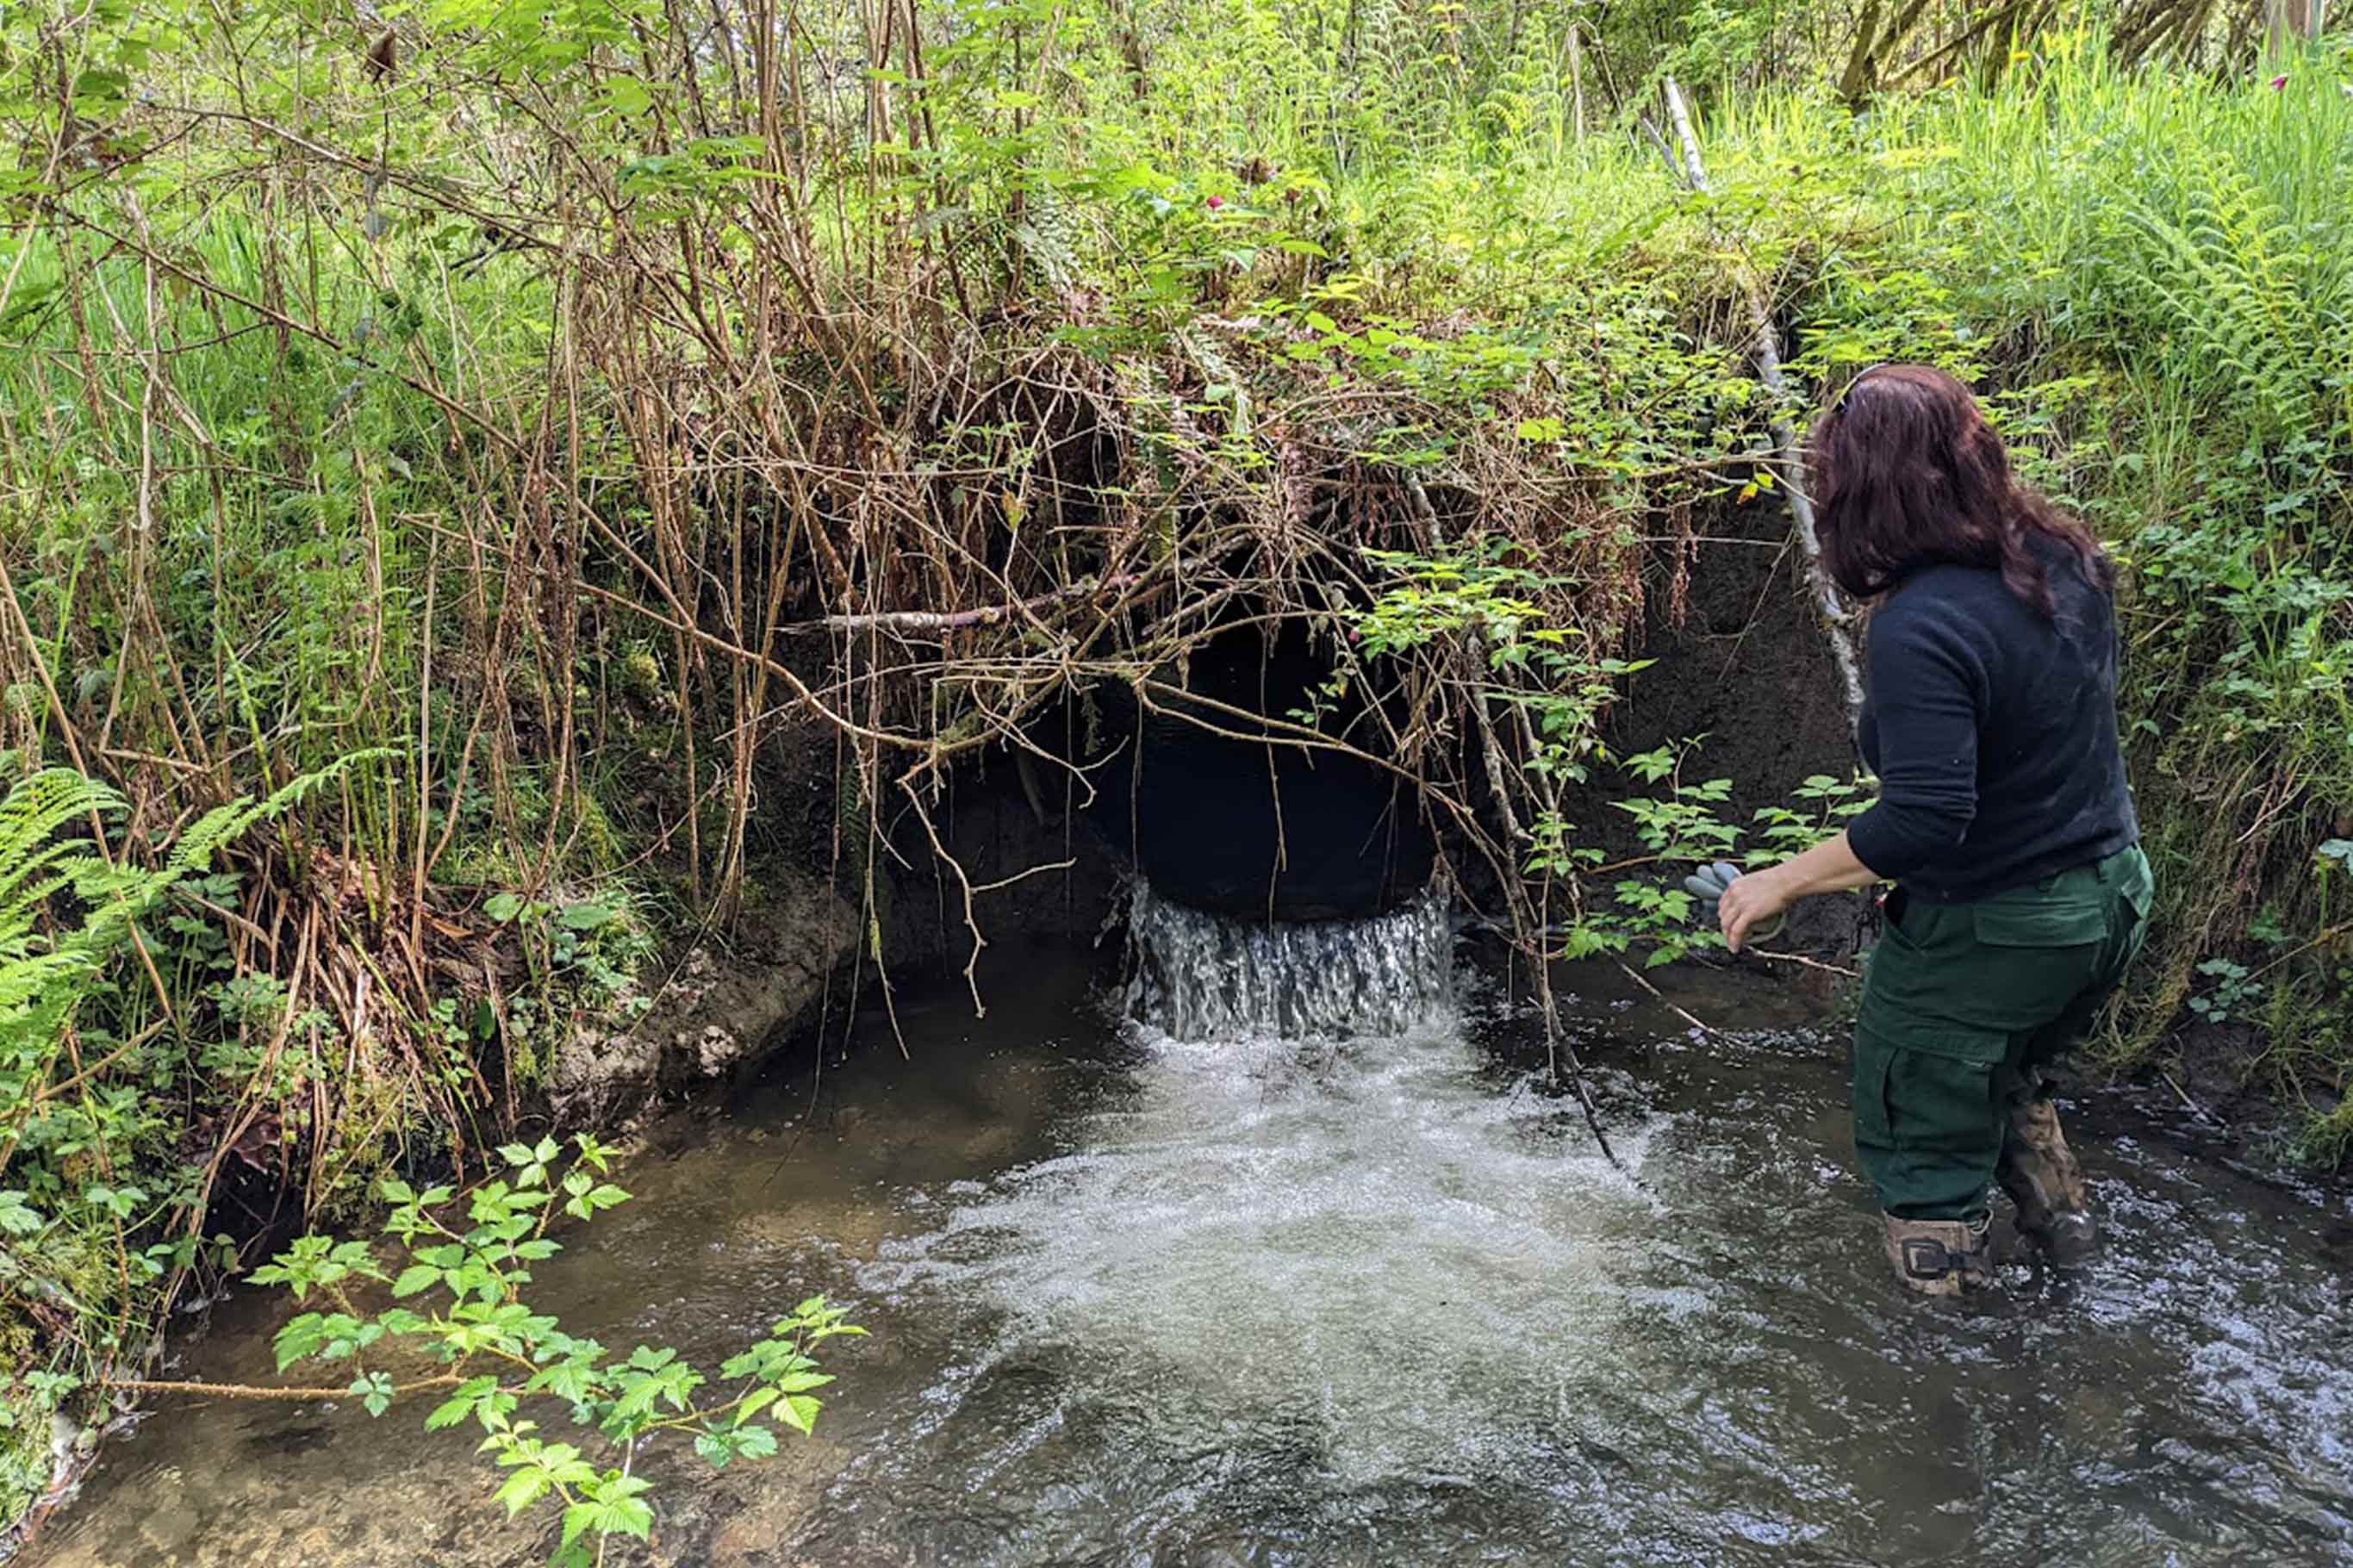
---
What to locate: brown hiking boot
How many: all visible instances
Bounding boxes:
[1998,1097,2098,1266]
[1883,1214,1995,1297]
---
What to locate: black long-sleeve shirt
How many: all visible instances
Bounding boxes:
[1848,540,2138,903]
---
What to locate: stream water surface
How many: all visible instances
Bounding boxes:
[30,906,2353,1567]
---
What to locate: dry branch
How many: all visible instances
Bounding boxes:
[780,573,1148,636]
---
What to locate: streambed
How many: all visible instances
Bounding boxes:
[31,929,2353,1567]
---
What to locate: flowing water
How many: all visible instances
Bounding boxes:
[1120,885,1454,1041]
[30,901,2353,1567]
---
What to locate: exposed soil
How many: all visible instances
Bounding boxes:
[1574,506,1858,849]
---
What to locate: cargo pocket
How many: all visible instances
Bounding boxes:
[1852,1021,2011,1216]
[1859,893,1974,1028]
[1968,890,2110,1029]
[1852,1027,1897,1153]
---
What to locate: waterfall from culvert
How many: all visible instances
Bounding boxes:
[1122,880,1454,1041]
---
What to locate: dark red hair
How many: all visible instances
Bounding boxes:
[1806,364,2109,613]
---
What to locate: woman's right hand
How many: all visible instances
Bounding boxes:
[1717,867,1795,954]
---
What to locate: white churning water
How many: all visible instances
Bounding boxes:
[850,887,1671,1552]
[1120,881,1459,1041]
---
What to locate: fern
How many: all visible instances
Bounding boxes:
[0,772,130,1067]
[0,769,126,932]
[2120,163,2327,441]
[0,749,398,1192]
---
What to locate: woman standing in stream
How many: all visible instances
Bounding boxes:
[1709,364,2151,1297]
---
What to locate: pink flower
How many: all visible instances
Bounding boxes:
[2271,74,2290,90]
[1205,195,1224,210]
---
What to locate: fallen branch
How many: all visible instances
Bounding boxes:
[1662,78,1867,745]
[780,574,1148,636]
[1614,958,1718,1040]
[1743,949,1860,979]
[110,1372,461,1403]
[2158,1067,2224,1129]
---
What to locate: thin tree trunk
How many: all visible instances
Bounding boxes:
[1841,0,1938,103]
[1568,22,1585,141]
[1662,78,1866,744]
[1839,0,1886,105]
[2264,0,2319,52]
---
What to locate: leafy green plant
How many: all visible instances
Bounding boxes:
[2187,958,2263,1026]
[1611,747,1740,862]
[239,1136,859,1566]
[1750,775,1876,863]
[0,759,384,1521]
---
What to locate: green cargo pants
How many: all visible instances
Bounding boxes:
[1852,846,2153,1221]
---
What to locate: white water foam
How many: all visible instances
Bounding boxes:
[1121,882,1456,1042]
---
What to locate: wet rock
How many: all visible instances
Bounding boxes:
[552,870,861,1124]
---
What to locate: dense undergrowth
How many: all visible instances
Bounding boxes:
[3,0,2351,1540]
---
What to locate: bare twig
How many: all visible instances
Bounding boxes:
[111,1373,461,1403]
[780,573,1148,636]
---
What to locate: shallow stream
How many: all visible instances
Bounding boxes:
[31,912,2353,1567]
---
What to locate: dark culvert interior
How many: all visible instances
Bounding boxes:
[1086,616,1437,923]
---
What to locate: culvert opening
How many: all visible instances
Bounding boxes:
[1087,613,1437,924]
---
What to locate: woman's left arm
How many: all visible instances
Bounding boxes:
[1717,831,1882,953]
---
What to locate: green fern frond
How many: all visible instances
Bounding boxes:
[159,748,400,886]
[0,750,401,1082]
[0,769,121,914]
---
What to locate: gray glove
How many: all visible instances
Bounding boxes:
[1682,861,1784,943]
